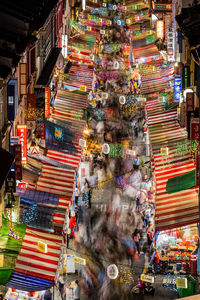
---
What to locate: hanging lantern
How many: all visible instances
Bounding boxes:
[102,143,110,154]
[119,96,126,104]
[79,139,86,148]
[113,61,119,70]
[117,20,121,26]
[107,264,119,279]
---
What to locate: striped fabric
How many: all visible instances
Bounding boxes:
[13,227,62,282]
[64,63,94,90]
[46,149,81,168]
[52,90,88,138]
[36,164,75,196]
[146,97,199,231]
[6,272,52,292]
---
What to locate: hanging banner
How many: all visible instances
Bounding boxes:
[156,20,165,40]
[14,144,22,180]
[190,118,199,141]
[27,94,36,121]
[17,125,27,163]
[36,121,46,140]
[174,76,182,101]
[186,92,194,112]
[45,87,50,119]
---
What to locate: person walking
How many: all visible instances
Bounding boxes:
[133,154,140,170]
[133,229,140,255]
[75,185,80,206]
[73,280,81,300]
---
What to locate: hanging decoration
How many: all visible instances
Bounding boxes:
[102,143,110,154]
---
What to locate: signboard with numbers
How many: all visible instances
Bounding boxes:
[17,125,27,163]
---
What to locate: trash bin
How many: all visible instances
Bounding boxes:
[177,275,197,298]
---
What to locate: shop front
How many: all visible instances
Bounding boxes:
[5,288,47,300]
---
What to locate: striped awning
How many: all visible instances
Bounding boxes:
[10,227,62,282]
[46,149,81,168]
[64,63,94,90]
[52,90,88,137]
[6,272,52,292]
[36,164,75,196]
[146,97,199,231]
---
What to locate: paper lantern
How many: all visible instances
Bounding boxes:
[113,61,119,69]
[102,143,110,154]
[79,139,86,148]
[119,96,126,104]
[117,20,121,26]
[107,264,119,279]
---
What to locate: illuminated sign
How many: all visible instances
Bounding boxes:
[174,76,182,101]
[37,241,48,253]
[107,264,119,279]
[73,256,86,265]
[80,85,87,92]
[141,274,154,283]
[160,147,169,156]
[62,35,68,58]
[176,277,187,289]
[153,3,172,11]
[17,125,27,162]
[156,20,165,40]
[45,87,50,118]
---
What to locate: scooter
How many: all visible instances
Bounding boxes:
[131,282,155,295]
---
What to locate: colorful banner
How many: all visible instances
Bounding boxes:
[36,121,46,140]
[27,94,36,121]
[174,76,182,101]
[186,92,194,112]
[45,88,50,119]
[14,144,22,180]
[17,125,27,163]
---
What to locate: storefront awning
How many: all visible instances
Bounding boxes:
[146,97,199,231]
[64,63,94,90]
[36,47,62,86]
[46,149,81,168]
[36,164,75,196]
[6,227,62,283]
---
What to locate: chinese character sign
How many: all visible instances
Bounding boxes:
[190,118,199,141]
[27,94,36,121]
[17,125,27,163]
[45,88,50,118]
[186,92,194,112]
[174,76,182,101]
[14,144,22,180]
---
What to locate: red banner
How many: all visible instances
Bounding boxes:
[45,88,50,119]
[190,118,199,140]
[27,94,36,121]
[14,144,22,180]
[186,92,194,112]
[36,122,46,140]
[17,125,27,163]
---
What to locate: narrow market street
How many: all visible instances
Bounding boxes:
[1,0,200,300]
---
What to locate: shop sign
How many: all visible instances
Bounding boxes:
[126,149,135,156]
[6,171,16,193]
[186,92,194,112]
[160,147,169,156]
[14,144,22,180]
[73,256,86,265]
[180,102,186,127]
[141,274,154,283]
[182,66,190,89]
[80,85,87,92]
[62,35,68,58]
[176,277,187,289]
[18,183,26,189]
[156,20,165,40]
[102,143,110,154]
[153,3,172,12]
[30,146,40,155]
[37,241,48,253]
[174,76,182,101]
[55,127,63,140]
[27,121,36,130]
[10,136,19,146]
[167,28,174,61]
[45,87,50,118]
[36,122,46,140]
[17,125,27,162]
[27,94,36,121]
[190,118,199,141]
[107,264,119,279]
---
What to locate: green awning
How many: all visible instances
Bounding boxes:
[166,170,196,194]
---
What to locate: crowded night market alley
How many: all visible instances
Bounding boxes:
[0,0,200,299]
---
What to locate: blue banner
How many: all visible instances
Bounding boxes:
[174,76,182,101]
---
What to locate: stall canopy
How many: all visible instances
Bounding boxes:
[146,97,199,232]
[64,63,94,90]
[6,227,62,290]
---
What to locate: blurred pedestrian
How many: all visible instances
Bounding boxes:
[133,154,140,170]
[73,280,81,300]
